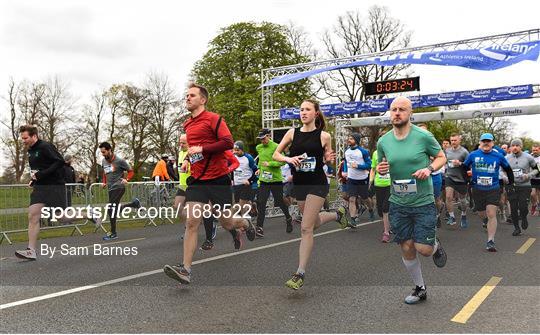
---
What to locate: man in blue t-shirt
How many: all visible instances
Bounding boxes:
[463,133,514,252]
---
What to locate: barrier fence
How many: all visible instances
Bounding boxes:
[1,180,342,245]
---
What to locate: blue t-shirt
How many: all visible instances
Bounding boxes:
[463,149,510,191]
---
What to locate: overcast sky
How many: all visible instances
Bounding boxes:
[1,0,539,141]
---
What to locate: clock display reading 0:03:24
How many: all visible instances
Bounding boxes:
[364,76,420,96]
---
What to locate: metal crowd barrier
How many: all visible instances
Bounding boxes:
[0,183,90,245]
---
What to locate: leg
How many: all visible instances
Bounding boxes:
[27,203,45,251]
[107,188,125,235]
[445,186,456,222]
[486,204,498,241]
[183,202,204,269]
[270,183,291,220]
[256,183,271,228]
[297,195,326,272]
[349,196,358,218]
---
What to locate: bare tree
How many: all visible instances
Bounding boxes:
[74,90,107,183]
[1,79,26,182]
[39,76,76,154]
[144,72,181,158]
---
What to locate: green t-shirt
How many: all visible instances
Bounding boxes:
[371,150,391,187]
[256,140,285,183]
[376,125,441,207]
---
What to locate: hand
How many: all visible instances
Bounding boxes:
[286,156,302,167]
[102,183,107,189]
[30,172,37,180]
[522,174,530,181]
[188,145,203,155]
[506,184,516,194]
[324,150,336,163]
[121,178,128,185]
[181,161,188,172]
[28,180,34,188]
[255,170,260,176]
[452,159,461,166]
[368,182,374,194]
[262,161,269,167]
[377,161,390,175]
[351,161,358,169]
[244,180,250,186]
[412,168,431,180]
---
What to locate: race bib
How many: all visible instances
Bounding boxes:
[299,157,316,172]
[189,153,204,164]
[103,165,113,174]
[477,176,493,186]
[262,171,273,180]
[234,169,243,176]
[379,173,390,180]
[512,169,523,178]
[447,161,455,168]
[392,179,417,195]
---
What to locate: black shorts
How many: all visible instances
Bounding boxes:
[185,174,233,208]
[30,184,67,208]
[233,184,253,202]
[445,177,468,195]
[375,186,390,217]
[347,178,370,199]
[292,184,329,201]
[472,189,500,212]
[175,188,186,197]
[530,178,540,189]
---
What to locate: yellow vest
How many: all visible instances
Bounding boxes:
[178,150,191,190]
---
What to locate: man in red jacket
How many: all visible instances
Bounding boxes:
[163,83,256,285]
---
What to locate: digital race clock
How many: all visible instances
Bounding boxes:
[364,77,420,96]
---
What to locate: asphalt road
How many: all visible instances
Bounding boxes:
[1,211,538,333]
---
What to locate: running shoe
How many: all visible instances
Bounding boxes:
[446,216,456,226]
[245,218,256,241]
[512,227,521,236]
[211,220,218,240]
[505,217,513,225]
[381,232,390,243]
[521,218,528,230]
[486,240,497,252]
[103,232,118,241]
[369,210,375,221]
[286,217,293,233]
[200,239,214,251]
[460,216,468,229]
[15,248,36,260]
[404,286,427,304]
[336,206,353,229]
[255,226,264,238]
[131,197,142,209]
[163,264,191,284]
[232,230,243,250]
[285,273,304,290]
[432,237,447,268]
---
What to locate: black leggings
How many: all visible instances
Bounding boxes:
[508,187,531,228]
[107,188,138,234]
[256,182,291,228]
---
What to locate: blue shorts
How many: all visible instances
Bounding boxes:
[431,173,442,199]
[389,202,437,246]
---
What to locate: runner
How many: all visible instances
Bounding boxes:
[273,99,353,290]
[369,148,391,242]
[163,83,255,285]
[232,141,258,216]
[531,143,540,216]
[462,133,515,251]
[98,142,141,241]
[505,139,539,236]
[376,97,448,304]
[342,133,374,223]
[255,128,293,236]
[444,133,469,228]
[15,125,99,260]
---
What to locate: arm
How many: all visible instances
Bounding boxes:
[273,129,300,166]
[321,132,336,165]
[202,118,234,154]
[528,156,539,178]
[502,163,515,185]
[356,148,371,170]
[225,151,240,173]
[34,144,64,180]
[247,154,258,173]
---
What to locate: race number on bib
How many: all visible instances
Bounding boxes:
[189,153,204,164]
[299,157,316,172]
[392,179,417,195]
[477,176,493,186]
[379,173,390,180]
[512,169,523,178]
[103,165,113,174]
[262,171,273,181]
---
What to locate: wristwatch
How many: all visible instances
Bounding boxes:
[427,165,435,172]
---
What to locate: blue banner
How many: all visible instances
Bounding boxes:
[264,41,540,87]
[279,85,534,119]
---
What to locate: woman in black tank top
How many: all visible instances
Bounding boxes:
[273,99,354,290]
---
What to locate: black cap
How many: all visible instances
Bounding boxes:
[257,129,271,139]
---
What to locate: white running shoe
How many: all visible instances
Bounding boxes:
[15,248,37,260]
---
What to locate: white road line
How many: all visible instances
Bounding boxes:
[0,220,380,310]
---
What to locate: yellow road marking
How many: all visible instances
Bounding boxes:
[516,238,536,254]
[451,276,502,324]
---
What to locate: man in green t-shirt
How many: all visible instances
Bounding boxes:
[376,96,448,305]
[369,149,391,243]
[255,128,292,237]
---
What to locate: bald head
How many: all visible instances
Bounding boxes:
[179,134,188,150]
[389,96,413,128]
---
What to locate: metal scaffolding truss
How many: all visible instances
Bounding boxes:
[261,28,540,166]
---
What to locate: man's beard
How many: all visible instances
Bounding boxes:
[392,119,408,128]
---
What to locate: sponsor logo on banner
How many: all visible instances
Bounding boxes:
[368,99,388,110]
[470,89,491,99]
[437,93,457,102]
[480,42,538,61]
